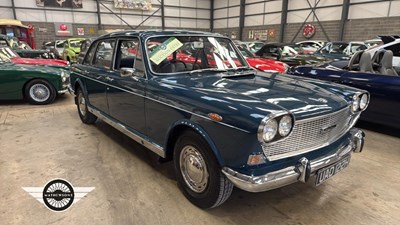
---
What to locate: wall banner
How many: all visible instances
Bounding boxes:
[36,0,83,8]
[114,0,152,10]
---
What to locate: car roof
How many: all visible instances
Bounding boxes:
[67,38,86,41]
[99,30,221,39]
[367,38,400,52]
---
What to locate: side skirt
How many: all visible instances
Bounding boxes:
[87,106,166,158]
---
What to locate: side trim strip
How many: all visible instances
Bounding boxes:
[75,73,250,133]
[87,106,166,158]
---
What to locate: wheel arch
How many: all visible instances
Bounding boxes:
[22,77,56,99]
[164,119,224,166]
[72,78,87,105]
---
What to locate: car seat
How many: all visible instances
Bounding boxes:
[348,50,363,71]
[359,51,374,73]
[371,49,385,70]
[379,50,399,76]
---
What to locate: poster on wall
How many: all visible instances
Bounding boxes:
[268,29,276,39]
[77,28,84,36]
[248,30,268,41]
[36,0,83,8]
[54,23,73,36]
[253,30,268,41]
[114,0,152,10]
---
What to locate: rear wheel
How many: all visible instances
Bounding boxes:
[173,130,233,208]
[24,79,56,105]
[76,88,97,124]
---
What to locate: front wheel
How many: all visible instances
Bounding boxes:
[76,88,97,124]
[24,79,56,105]
[173,130,233,208]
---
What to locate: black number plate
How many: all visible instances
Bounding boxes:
[315,155,351,186]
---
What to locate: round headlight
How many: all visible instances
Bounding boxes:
[359,94,368,110]
[351,97,360,112]
[263,119,278,142]
[279,115,293,137]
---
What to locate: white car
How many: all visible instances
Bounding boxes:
[364,38,383,48]
[296,40,325,52]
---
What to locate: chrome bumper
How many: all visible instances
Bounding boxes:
[222,128,365,192]
[67,84,74,94]
[58,89,68,94]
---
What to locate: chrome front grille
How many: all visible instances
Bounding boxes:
[262,107,353,161]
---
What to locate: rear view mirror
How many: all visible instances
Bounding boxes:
[192,42,204,49]
[120,67,136,77]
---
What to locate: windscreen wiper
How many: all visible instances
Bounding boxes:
[189,68,227,74]
[221,67,256,78]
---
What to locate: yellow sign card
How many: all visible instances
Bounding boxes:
[149,37,183,65]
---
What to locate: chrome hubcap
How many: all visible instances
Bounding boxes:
[179,145,209,193]
[29,84,50,102]
[78,92,86,116]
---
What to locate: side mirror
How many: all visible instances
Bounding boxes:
[120,67,136,77]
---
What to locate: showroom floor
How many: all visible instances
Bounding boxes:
[0,94,399,225]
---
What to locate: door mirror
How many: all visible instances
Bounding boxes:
[120,67,136,77]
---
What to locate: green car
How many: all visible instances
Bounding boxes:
[0,34,54,59]
[62,38,85,62]
[0,56,69,104]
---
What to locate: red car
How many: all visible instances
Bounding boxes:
[236,45,288,73]
[0,47,69,68]
[136,42,288,73]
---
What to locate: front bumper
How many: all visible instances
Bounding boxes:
[67,84,74,94]
[222,128,365,192]
[58,89,68,94]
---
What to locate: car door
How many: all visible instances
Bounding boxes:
[106,38,147,135]
[340,72,400,126]
[81,39,111,113]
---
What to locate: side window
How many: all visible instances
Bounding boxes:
[115,38,145,76]
[384,43,400,57]
[83,43,97,65]
[93,39,115,69]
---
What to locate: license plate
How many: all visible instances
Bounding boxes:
[315,155,351,186]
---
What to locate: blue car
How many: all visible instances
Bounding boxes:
[69,30,368,208]
[288,50,400,128]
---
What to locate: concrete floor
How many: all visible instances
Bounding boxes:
[1,94,399,225]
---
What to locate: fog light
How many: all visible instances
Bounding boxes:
[247,153,266,166]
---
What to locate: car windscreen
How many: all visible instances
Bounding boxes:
[69,40,82,48]
[0,47,18,58]
[146,36,248,74]
[0,47,13,62]
[56,41,65,48]
[330,43,349,54]
[349,44,367,53]
[0,40,8,47]
[17,41,32,50]
[236,45,254,58]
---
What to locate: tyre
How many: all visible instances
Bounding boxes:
[173,130,233,208]
[24,79,56,105]
[76,88,97,124]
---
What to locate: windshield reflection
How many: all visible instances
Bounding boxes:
[146,36,249,75]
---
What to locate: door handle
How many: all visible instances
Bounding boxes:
[105,76,114,82]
